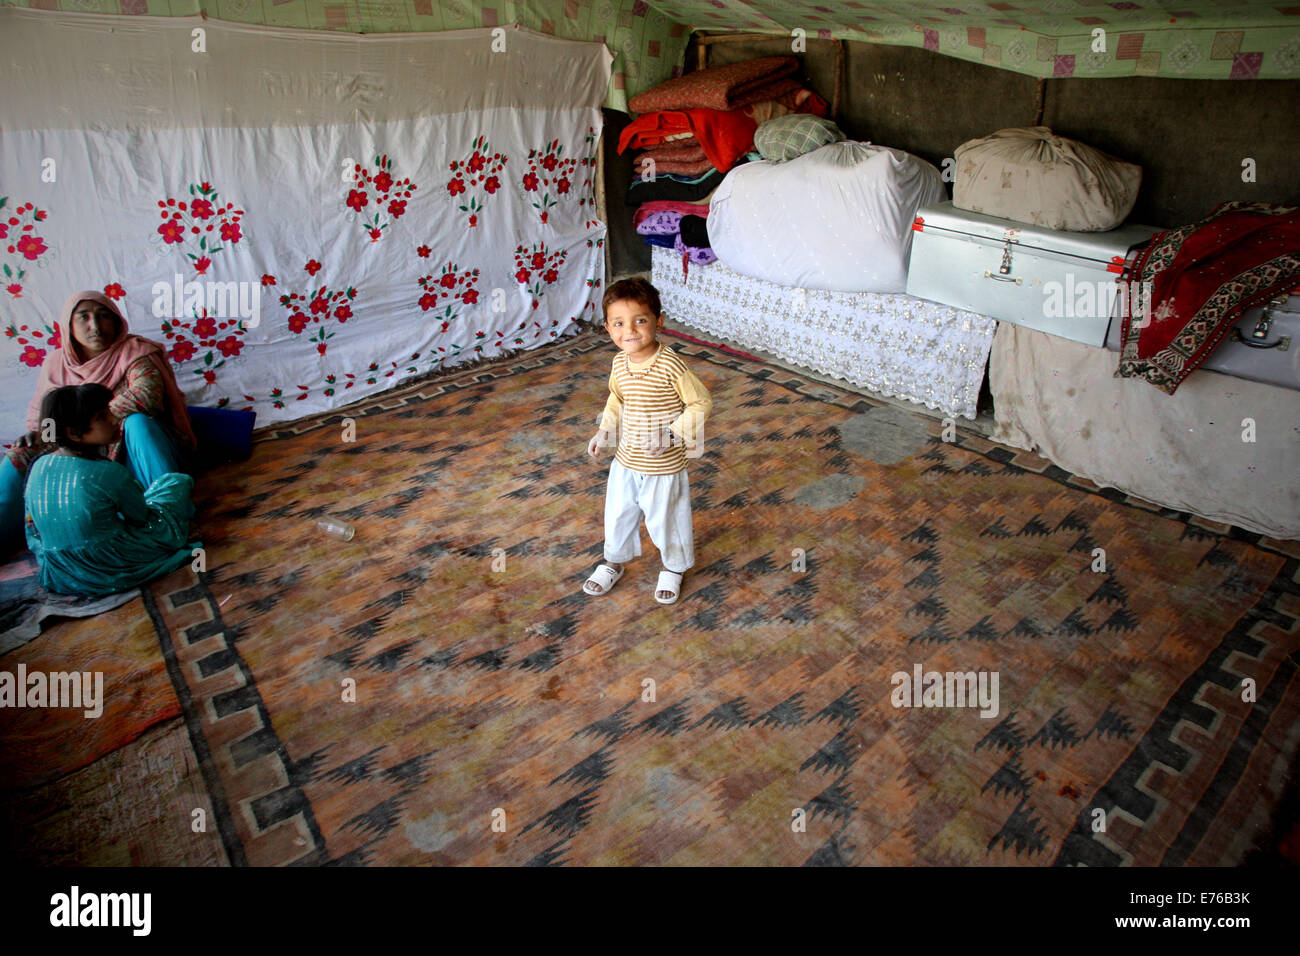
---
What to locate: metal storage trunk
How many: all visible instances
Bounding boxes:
[1105,291,1300,391]
[906,201,1161,346]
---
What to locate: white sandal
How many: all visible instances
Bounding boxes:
[655,570,683,605]
[583,563,624,596]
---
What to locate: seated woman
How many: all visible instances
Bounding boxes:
[0,291,196,556]
[24,384,197,597]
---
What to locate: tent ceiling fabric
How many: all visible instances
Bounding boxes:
[647,0,1300,80]
[0,0,696,113]
[3,1,1292,110]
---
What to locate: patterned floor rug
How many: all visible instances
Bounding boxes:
[3,327,1299,866]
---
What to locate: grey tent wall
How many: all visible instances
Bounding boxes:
[683,33,1300,229]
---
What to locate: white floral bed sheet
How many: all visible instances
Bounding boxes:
[651,247,996,420]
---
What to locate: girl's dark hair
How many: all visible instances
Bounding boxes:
[39,384,114,454]
[602,276,661,321]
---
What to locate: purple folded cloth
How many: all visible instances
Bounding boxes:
[674,233,717,264]
[635,210,684,237]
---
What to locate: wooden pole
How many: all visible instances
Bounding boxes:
[832,39,845,120]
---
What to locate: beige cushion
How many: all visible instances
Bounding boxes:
[954,126,1142,231]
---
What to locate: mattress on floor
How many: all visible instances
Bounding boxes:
[990,322,1300,539]
[651,246,996,420]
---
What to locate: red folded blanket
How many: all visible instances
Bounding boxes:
[636,142,707,163]
[634,156,716,177]
[633,200,712,229]
[1117,201,1300,393]
[618,108,756,174]
[630,56,800,114]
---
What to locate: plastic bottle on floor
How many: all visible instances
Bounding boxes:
[316,518,356,541]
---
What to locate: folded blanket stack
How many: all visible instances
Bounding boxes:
[619,56,830,270]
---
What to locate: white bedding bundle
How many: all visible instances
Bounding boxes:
[707,141,945,294]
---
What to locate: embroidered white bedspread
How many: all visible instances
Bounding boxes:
[651,247,996,420]
[0,12,610,437]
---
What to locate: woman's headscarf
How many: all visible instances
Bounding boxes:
[25,290,196,449]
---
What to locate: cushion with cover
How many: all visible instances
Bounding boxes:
[754,114,846,163]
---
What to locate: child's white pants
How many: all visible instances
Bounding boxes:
[604,460,695,573]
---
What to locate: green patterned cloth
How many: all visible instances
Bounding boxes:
[754,114,845,162]
[0,0,693,111]
[648,0,1300,81]
[2,0,1293,100]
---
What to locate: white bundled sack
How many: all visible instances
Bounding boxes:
[953,126,1142,232]
[708,141,945,294]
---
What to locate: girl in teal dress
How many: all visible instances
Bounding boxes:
[24,384,197,597]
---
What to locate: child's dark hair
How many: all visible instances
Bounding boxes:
[602,276,661,321]
[39,384,114,454]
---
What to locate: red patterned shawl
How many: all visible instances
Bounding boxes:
[1117,202,1300,394]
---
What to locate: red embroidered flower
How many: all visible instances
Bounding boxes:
[374,171,393,193]
[419,292,437,311]
[309,296,329,316]
[0,225,7,240]
[334,305,352,322]
[543,269,558,283]
[317,343,327,356]
[191,199,214,219]
[288,311,309,334]
[49,326,61,349]
[522,172,539,192]
[194,317,217,339]
[368,228,382,242]
[388,199,406,218]
[468,215,478,228]
[439,273,457,290]
[216,335,243,357]
[6,283,22,298]
[159,220,185,244]
[515,268,531,283]
[194,256,212,275]
[202,370,216,384]
[447,178,466,197]
[220,222,242,243]
[19,345,44,367]
[261,274,277,286]
[461,289,479,305]
[531,253,546,270]
[542,154,558,171]
[16,235,47,260]
[484,176,500,194]
[347,189,369,212]
[305,260,323,276]
[468,153,486,173]
[556,177,571,195]
[103,283,125,300]
[169,340,196,363]
[417,245,431,258]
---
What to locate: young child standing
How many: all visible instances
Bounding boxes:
[584,277,712,605]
